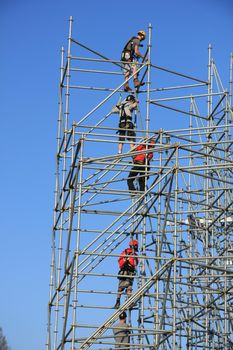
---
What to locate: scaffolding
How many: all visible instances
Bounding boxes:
[47,17,233,350]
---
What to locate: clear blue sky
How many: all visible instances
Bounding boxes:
[0,1,232,349]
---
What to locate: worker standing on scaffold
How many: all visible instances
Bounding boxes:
[127,138,155,195]
[117,95,139,154]
[121,30,146,92]
[113,311,130,349]
[111,94,138,154]
[114,240,139,309]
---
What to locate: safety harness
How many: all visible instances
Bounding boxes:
[115,101,134,129]
[121,36,138,61]
[118,248,138,280]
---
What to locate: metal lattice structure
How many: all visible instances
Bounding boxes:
[47,17,233,350]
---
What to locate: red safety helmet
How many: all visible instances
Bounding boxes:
[129,239,138,249]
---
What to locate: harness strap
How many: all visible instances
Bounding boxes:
[122,36,138,58]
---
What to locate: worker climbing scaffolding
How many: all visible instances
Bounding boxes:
[127,138,155,194]
[121,30,146,92]
[111,94,139,154]
[114,240,139,309]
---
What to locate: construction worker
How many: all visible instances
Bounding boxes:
[115,95,138,154]
[121,30,146,92]
[113,311,130,349]
[127,139,155,194]
[114,240,139,309]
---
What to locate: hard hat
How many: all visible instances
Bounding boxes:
[126,94,136,102]
[119,311,127,320]
[143,137,155,145]
[138,30,146,39]
[129,239,138,247]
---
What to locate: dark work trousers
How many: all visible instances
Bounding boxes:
[127,164,150,192]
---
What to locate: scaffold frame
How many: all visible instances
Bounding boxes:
[47,17,233,350]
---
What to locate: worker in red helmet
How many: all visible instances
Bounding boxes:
[114,240,139,309]
[121,30,146,92]
[127,139,155,194]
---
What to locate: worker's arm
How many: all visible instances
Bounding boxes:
[134,45,143,59]
[148,152,153,161]
[131,101,139,109]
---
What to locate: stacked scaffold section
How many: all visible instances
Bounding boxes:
[47,17,233,350]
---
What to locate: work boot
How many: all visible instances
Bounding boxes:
[124,83,132,92]
[134,78,145,88]
[114,299,120,309]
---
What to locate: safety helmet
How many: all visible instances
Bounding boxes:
[119,311,127,320]
[143,137,155,146]
[126,94,136,102]
[138,30,146,39]
[129,239,138,248]
[150,138,155,145]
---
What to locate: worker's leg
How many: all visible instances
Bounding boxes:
[118,143,123,154]
[132,61,145,88]
[127,284,133,298]
[127,280,136,310]
[138,166,146,192]
[114,279,128,308]
[132,62,138,81]
[127,126,136,150]
[127,166,140,192]
[123,62,132,92]
[118,131,126,154]
[138,165,150,191]
[116,286,124,300]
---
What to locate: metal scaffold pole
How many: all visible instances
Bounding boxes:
[47,18,233,350]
